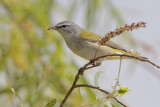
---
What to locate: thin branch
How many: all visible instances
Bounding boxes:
[113,57,122,92]
[94,54,160,69]
[94,45,101,58]
[60,63,101,107]
[75,84,127,107]
[75,84,109,94]
[106,57,122,100]
[85,63,101,70]
[60,54,159,107]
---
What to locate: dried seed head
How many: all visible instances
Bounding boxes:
[99,22,146,45]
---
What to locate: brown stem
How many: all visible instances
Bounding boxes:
[93,54,160,69]
[75,84,127,107]
[59,68,83,107]
[75,84,110,94]
[60,63,100,107]
[60,54,160,107]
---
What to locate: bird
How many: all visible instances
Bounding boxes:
[47,21,146,62]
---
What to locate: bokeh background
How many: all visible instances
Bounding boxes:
[0,0,160,107]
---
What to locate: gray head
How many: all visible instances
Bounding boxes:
[47,21,82,39]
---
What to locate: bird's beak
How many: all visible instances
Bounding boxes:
[47,26,57,30]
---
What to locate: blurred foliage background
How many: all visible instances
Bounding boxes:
[0,0,151,107]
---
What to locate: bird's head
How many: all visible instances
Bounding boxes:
[47,21,82,38]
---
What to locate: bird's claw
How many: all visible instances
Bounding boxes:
[90,58,101,66]
[90,58,96,65]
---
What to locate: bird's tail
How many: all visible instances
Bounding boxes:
[110,50,147,61]
[126,51,148,60]
[104,50,148,60]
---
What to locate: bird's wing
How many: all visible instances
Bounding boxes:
[79,29,102,41]
[105,41,127,52]
[79,29,127,52]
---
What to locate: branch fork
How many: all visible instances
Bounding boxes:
[60,22,160,107]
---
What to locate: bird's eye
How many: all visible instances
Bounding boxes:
[62,25,66,28]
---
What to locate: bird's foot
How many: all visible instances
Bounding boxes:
[90,58,101,66]
[90,58,96,65]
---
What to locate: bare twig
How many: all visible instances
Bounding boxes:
[75,84,109,94]
[106,57,123,101]
[114,57,122,93]
[75,84,127,107]
[94,45,101,58]
[60,53,159,107]
[93,54,160,69]
[60,63,101,107]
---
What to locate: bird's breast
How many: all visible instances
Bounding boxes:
[64,36,114,60]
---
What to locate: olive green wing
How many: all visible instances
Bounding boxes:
[105,41,127,52]
[79,29,127,52]
[79,29,102,41]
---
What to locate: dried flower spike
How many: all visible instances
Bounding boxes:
[99,22,146,45]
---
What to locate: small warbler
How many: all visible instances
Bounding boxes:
[47,21,146,61]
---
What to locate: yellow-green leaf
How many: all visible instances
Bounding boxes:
[117,87,130,97]
[45,99,56,107]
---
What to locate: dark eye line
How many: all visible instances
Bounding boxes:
[62,25,66,28]
[56,25,69,29]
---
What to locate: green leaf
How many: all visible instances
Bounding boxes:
[94,71,102,86]
[118,87,130,97]
[110,102,116,107]
[110,98,124,107]
[45,99,56,107]
[104,104,109,107]
[78,88,82,102]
